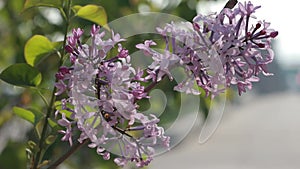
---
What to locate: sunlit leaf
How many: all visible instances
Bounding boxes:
[25,35,55,66]
[13,107,35,124]
[74,5,108,28]
[0,63,42,87]
[72,5,81,13]
[23,0,62,11]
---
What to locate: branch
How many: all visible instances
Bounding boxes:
[47,139,89,169]
[224,0,238,9]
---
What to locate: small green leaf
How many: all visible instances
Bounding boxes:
[13,107,35,124]
[45,135,57,145]
[26,140,37,159]
[35,119,44,139]
[37,160,50,168]
[23,0,62,11]
[25,35,55,66]
[28,107,44,124]
[54,100,61,107]
[75,5,108,28]
[0,63,42,87]
[27,140,37,150]
[54,100,74,119]
[48,118,58,128]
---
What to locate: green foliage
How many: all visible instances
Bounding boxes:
[24,35,57,66]
[0,63,42,87]
[12,106,44,128]
[45,135,57,145]
[35,118,44,139]
[73,5,108,28]
[13,106,36,124]
[48,118,59,128]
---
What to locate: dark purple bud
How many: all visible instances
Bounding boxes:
[59,66,70,75]
[65,45,73,53]
[259,30,266,35]
[255,23,261,29]
[55,72,64,80]
[270,31,278,38]
[193,22,200,31]
[257,43,265,48]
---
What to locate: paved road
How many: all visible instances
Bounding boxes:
[149,92,300,169]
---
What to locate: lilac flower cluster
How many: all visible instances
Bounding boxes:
[54,1,278,167]
[138,1,278,96]
[55,26,169,167]
[199,1,278,95]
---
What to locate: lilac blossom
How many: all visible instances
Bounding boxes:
[55,25,170,167]
[136,1,278,96]
[57,114,73,146]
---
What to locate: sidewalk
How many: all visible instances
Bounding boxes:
[149,92,300,169]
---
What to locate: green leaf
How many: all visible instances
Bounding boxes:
[54,100,74,119]
[25,35,55,66]
[27,140,37,150]
[48,118,58,128]
[75,5,108,28]
[45,135,57,145]
[13,107,35,124]
[23,0,62,11]
[0,63,42,87]
[72,5,81,13]
[35,119,44,139]
[28,107,44,123]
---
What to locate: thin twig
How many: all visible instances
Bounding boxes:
[35,88,49,107]
[47,139,90,169]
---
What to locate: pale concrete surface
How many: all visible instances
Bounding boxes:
[149,92,300,169]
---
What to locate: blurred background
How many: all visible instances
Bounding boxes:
[0,0,299,169]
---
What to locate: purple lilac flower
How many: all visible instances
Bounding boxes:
[195,1,278,95]
[137,21,226,97]
[136,1,278,96]
[57,114,73,146]
[55,25,170,167]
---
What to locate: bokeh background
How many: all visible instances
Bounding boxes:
[0,0,299,169]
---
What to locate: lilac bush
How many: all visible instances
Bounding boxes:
[54,1,278,167]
